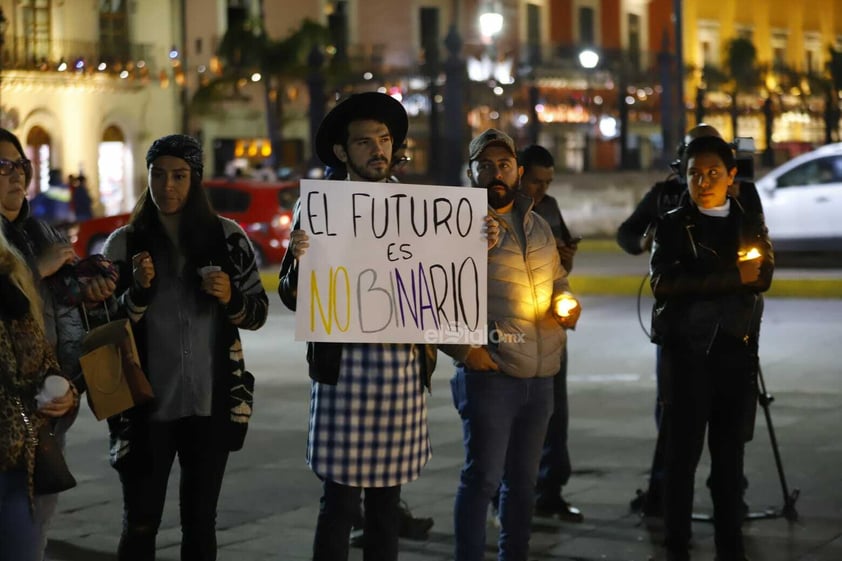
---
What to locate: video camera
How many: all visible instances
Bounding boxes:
[670,136,756,182]
[732,137,755,182]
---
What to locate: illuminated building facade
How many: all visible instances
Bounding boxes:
[3,0,842,216]
[0,0,181,215]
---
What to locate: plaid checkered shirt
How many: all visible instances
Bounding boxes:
[306,343,431,487]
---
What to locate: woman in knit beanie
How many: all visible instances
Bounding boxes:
[102,134,268,561]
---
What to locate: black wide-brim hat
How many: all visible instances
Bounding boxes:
[315,91,408,168]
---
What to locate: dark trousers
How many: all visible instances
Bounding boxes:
[535,347,571,503]
[644,345,668,504]
[117,417,230,561]
[661,337,752,560]
[313,480,401,561]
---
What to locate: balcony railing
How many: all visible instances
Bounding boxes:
[1,36,158,73]
[520,43,659,84]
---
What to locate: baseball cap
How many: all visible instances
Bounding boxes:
[468,128,517,161]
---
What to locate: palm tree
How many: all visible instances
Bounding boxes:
[824,46,842,142]
[694,62,728,125]
[191,8,264,112]
[192,9,329,169]
[724,37,760,137]
[258,19,329,167]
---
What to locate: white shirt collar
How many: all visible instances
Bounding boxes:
[698,198,731,217]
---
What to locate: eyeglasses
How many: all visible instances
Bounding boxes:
[0,158,32,177]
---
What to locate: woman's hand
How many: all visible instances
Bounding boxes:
[131,251,156,289]
[289,230,310,259]
[37,243,77,278]
[737,257,762,284]
[37,386,78,418]
[201,270,232,305]
[82,274,117,302]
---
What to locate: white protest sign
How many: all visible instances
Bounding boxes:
[294,179,488,344]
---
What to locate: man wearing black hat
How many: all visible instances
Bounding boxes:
[442,128,581,561]
[279,92,437,561]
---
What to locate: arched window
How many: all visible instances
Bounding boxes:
[97,124,128,215]
[25,125,51,196]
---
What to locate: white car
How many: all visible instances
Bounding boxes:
[755,143,842,252]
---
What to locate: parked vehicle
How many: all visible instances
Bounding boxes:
[756,143,842,252]
[69,178,299,267]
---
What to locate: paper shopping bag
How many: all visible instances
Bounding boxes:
[79,318,153,420]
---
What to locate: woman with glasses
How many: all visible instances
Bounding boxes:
[0,142,78,561]
[649,135,774,561]
[0,128,116,561]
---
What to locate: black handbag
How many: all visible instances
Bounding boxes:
[16,397,77,495]
[33,423,77,495]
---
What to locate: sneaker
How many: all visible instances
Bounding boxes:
[489,501,501,529]
[350,501,433,546]
[349,527,364,548]
[641,490,663,518]
[630,488,647,513]
[534,497,584,523]
[740,500,750,520]
[398,500,434,540]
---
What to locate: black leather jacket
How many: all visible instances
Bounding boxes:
[649,196,774,351]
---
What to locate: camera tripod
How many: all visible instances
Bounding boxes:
[691,364,800,523]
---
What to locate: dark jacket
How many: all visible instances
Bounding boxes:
[617,177,686,255]
[617,177,764,256]
[649,196,774,352]
[278,200,437,389]
[1,199,112,389]
[103,216,268,470]
[532,195,575,272]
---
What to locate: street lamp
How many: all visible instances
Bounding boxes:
[442,24,466,187]
[479,1,503,54]
[471,1,506,134]
[0,7,7,125]
[478,0,503,76]
[578,48,599,171]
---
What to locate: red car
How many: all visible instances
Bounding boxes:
[69,179,299,268]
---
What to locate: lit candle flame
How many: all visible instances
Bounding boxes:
[554,294,579,318]
[738,247,762,262]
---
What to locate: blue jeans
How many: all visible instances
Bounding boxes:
[535,347,571,503]
[0,470,38,561]
[312,480,401,561]
[451,368,554,561]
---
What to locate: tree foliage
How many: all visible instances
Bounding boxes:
[724,37,760,93]
[192,18,329,111]
[827,46,842,93]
